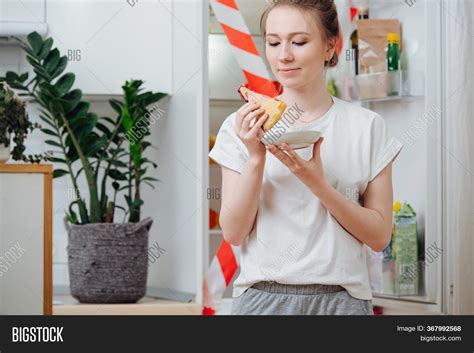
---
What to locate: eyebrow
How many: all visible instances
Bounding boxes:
[266,32,310,37]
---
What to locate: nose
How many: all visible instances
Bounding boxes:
[278,42,294,63]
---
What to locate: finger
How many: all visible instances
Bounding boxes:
[235,103,259,132]
[249,113,268,135]
[315,137,324,151]
[242,107,265,131]
[267,145,293,166]
[250,113,269,140]
[312,137,324,157]
[280,143,301,163]
[238,102,260,120]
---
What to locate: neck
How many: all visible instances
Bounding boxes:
[279,78,333,122]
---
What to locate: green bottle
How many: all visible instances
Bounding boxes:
[387,33,400,71]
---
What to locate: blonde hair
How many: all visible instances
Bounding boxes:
[260,0,340,67]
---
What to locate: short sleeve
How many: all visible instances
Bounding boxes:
[209,113,249,173]
[369,114,404,181]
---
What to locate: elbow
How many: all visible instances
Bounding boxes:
[222,227,245,246]
[223,233,244,247]
[220,219,245,246]
[371,230,392,253]
[219,213,249,246]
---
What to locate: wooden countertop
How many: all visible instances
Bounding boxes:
[0,163,53,174]
[53,295,202,315]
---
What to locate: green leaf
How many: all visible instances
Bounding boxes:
[96,122,112,138]
[75,167,84,178]
[6,82,28,91]
[54,73,75,97]
[45,139,62,148]
[19,42,37,58]
[61,89,82,113]
[101,116,117,125]
[131,199,144,208]
[109,99,123,114]
[38,38,53,60]
[19,72,29,83]
[41,128,58,137]
[27,32,43,55]
[67,101,89,121]
[50,57,68,79]
[142,141,152,151]
[83,134,107,157]
[53,169,69,178]
[141,176,159,182]
[108,169,127,181]
[144,181,156,189]
[143,92,167,107]
[38,81,59,98]
[26,55,40,69]
[47,157,67,164]
[72,112,97,140]
[44,49,60,73]
[141,157,157,168]
[5,72,20,82]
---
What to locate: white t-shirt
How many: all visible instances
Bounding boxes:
[208,96,403,300]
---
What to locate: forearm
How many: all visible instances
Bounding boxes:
[310,180,391,252]
[220,156,265,245]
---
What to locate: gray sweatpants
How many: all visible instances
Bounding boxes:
[231,282,373,315]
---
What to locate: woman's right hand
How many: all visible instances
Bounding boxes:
[234,102,268,160]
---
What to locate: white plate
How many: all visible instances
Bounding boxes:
[261,130,322,150]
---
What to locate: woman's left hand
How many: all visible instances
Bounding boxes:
[266,137,327,192]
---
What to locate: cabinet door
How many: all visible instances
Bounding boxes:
[43,0,172,95]
[0,0,45,22]
[0,173,45,314]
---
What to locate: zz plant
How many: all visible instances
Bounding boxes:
[1,32,166,224]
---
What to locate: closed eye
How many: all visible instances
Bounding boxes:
[267,42,307,47]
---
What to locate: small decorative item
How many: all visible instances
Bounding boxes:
[0,81,42,163]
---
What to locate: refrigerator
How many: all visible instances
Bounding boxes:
[207,0,474,314]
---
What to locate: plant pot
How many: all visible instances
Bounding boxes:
[67,217,153,303]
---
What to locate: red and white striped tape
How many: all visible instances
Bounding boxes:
[210,0,281,97]
[204,0,282,315]
[203,240,240,315]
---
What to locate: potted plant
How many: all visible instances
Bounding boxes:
[0,81,43,163]
[1,32,167,303]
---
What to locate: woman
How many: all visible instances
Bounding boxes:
[208,0,403,315]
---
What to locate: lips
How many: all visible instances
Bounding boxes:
[279,68,300,72]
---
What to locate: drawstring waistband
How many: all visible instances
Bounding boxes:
[251,282,345,295]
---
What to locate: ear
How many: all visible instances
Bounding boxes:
[325,37,337,60]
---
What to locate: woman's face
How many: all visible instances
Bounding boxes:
[264,6,333,90]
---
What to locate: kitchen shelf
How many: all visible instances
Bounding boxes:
[53,295,201,315]
[373,293,435,304]
[351,95,424,104]
[342,70,425,103]
[372,296,441,315]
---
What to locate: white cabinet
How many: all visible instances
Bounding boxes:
[0,0,45,22]
[0,164,52,315]
[40,0,172,95]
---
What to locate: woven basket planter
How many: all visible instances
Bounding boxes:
[67,217,153,303]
